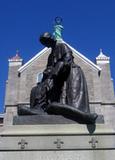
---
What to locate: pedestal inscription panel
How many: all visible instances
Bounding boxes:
[0,150,115,160]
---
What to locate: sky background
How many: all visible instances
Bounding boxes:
[0,0,115,113]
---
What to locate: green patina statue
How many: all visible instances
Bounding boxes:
[53,17,64,41]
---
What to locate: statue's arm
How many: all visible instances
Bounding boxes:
[52,50,73,77]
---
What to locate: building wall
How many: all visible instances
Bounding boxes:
[18,50,50,104]
[18,51,100,104]
[4,48,115,125]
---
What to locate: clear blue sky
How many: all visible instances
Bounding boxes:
[0,0,115,112]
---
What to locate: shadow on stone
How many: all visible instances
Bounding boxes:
[87,124,96,134]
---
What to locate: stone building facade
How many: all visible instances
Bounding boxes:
[1,42,115,160]
[3,42,115,126]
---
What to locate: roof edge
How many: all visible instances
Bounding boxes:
[18,47,49,73]
[18,41,101,73]
[65,42,101,71]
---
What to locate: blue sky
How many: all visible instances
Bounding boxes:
[0,0,115,112]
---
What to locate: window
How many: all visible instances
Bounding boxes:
[37,72,43,83]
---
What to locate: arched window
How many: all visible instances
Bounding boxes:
[37,72,43,83]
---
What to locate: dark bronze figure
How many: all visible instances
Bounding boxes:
[18,32,98,124]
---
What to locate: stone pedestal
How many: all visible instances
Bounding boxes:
[13,114,104,125]
[0,124,115,160]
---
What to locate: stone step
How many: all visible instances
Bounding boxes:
[0,124,115,151]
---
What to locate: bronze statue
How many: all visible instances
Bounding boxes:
[18,32,98,124]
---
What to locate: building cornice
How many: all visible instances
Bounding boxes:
[18,42,101,73]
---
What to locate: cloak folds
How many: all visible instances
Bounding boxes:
[45,42,98,123]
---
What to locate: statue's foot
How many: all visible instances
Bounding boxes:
[86,113,98,124]
[18,106,38,115]
[18,105,48,115]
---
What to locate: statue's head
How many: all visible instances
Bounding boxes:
[39,32,55,48]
